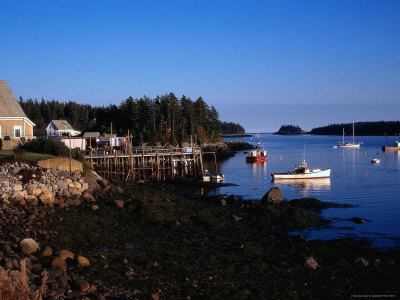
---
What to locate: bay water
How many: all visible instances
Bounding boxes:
[208,134,400,249]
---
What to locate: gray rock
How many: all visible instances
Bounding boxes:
[57,180,69,191]
[305,256,319,269]
[355,257,369,267]
[261,187,283,204]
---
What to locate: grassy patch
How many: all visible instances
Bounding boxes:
[0,150,54,162]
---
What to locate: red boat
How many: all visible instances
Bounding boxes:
[246,135,267,162]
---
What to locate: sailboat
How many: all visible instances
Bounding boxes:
[339,121,362,148]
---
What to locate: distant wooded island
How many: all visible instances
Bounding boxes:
[310,121,400,136]
[274,125,308,135]
[273,121,400,136]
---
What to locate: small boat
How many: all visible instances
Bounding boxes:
[371,158,381,164]
[246,134,267,162]
[210,173,224,182]
[382,141,400,151]
[271,159,331,180]
[339,122,362,148]
[202,174,211,182]
[332,145,338,149]
[203,170,224,182]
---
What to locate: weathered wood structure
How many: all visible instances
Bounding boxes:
[85,146,211,182]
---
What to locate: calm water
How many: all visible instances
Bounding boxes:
[208,134,400,249]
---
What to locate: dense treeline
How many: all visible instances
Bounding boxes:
[19,93,224,145]
[220,122,245,135]
[274,125,306,135]
[310,121,400,136]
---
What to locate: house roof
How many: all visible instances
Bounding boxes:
[51,120,74,130]
[0,80,28,117]
[83,132,100,138]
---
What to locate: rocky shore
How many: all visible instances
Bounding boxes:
[0,161,399,298]
[202,140,254,160]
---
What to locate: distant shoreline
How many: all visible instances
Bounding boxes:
[220,133,252,137]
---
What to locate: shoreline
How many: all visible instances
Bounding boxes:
[1,160,399,298]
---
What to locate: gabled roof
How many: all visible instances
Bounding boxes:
[83,132,100,138]
[51,120,74,130]
[0,80,27,117]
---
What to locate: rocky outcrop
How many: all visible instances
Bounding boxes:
[261,187,283,204]
[0,162,121,211]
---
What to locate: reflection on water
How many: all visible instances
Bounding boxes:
[273,178,331,198]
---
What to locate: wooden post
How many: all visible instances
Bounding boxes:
[170,152,174,180]
[130,145,133,182]
[141,147,145,180]
[199,148,204,177]
[115,151,118,180]
[181,149,184,178]
[156,151,160,182]
[214,152,218,175]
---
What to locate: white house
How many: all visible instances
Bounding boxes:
[46,120,81,137]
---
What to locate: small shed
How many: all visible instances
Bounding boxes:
[58,137,86,150]
[83,132,100,148]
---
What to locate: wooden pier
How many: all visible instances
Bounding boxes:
[85,146,213,183]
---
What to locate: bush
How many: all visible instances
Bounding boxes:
[13,148,25,161]
[20,139,70,157]
[19,139,92,175]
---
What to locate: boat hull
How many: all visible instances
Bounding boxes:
[272,168,331,180]
[246,156,267,162]
[382,146,400,151]
[339,143,362,148]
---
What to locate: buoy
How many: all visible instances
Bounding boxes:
[280,156,282,160]
[364,172,367,176]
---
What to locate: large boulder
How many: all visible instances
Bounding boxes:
[20,238,40,255]
[77,255,90,267]
[261,187,283,204]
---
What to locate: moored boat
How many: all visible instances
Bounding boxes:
[382,141,400,151]
[371,158,381,163]
[339,122,362,148]
[203,170,224,182]
[271,159,331,180]
[246,134,267,162]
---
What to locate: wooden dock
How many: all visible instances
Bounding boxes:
[85,146,213,182]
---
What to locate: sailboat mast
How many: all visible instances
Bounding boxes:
[352,121,355,143]
[343,128,345,144]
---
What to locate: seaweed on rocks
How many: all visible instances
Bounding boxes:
[289,197,355,212]
[4,180,399,298]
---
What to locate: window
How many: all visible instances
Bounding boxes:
[14,126,22,138]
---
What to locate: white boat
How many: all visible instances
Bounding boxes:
[271,159,331,180]
[371,158,381,163]
[210,174,224,182]
[339,122,362,148]
[203,170,224,182]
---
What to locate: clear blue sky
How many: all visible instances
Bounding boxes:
[1,0,399,132]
